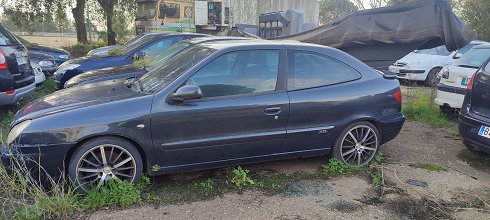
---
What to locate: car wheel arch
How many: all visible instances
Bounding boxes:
[343,117,384,141]
[63,134,149,175]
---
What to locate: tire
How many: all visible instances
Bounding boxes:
[68,137,143,191]
[425,68,441,87]
[331,121,381,166]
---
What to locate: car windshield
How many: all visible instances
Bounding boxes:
[122,34,162,55]
[457,43,480,55]
[135,45,217,93]
[417,45,452,56]
[136,1,157,19]
[148,42,191,66]
[458,48,490,68]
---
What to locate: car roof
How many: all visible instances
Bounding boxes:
[197,39,313,50]
[472,43,490,49]
[185,36,254,44]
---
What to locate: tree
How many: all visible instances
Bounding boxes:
[72,0,88,43]
[319,0,358,24]
[460,0,490,41]
[95,0,135,45]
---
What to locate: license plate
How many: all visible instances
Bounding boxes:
[461,77,469,86]
[389,67,400,74]
[14,51,28,65]
[479,125,490,139]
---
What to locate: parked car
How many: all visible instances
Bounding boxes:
[459,57,490,154]
[17,36,71,65]
[86,32,163,56]
[53,32,207,90]
[65,36,250,88]
[0,24,35,106]
[32,62,46,88]
[389,42,486,86]
[28,51,57,74]
[2,40,405,190]
[435,44,490,111]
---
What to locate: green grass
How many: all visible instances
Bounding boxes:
[403,92,450,128]
[414,163,448,172]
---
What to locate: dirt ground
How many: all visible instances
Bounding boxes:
[88,120,490,220]
[21,35,77,49]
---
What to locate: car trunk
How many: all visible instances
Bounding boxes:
[470,70,490,119]
[4,45,34,90]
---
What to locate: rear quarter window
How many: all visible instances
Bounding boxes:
[0,25,21,46]
[287,50,361,90]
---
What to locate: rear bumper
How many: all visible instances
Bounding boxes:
[459,114,490,153]
[435,87,465,109]
[0,82,35,105]
[1,142,73,181]
[378,113,405,144]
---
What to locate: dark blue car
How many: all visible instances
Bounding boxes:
[17,36,71,65]
[53,32,206,89]
[28,51,57,74]
[3,40,404,190]
[64,36,249,89]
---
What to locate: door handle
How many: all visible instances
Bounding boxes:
[264,107,282,116]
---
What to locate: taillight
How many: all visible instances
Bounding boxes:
[0,49,8,70]
[5,89,15,95]
[394,89,402,103]
[467,73,477,92]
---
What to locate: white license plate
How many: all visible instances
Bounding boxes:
[479,125,490,139]
[389,67,400,74]
[461,77,469,86]
[14,51,28,65]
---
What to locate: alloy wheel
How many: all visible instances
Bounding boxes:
[75,144,137,191]
[339,125,379,165]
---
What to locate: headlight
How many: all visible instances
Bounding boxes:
[441,67,450,79]
[58,54,70,59]
[7,120,32,145]
[38,60,54,67]
[54,64,80,76]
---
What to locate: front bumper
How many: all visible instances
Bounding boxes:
[388,65,427,81]
[459,114,490,153]
[1,142,74,182]
[435,84,465,109]
[0,82,35,106]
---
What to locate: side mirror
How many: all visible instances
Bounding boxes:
[132,51,147,61]
[171,85,202,102]
[453,52,463,59]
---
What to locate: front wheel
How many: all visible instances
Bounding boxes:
[331,122,381,165]
[425,68,441,87]
[68,137,143,191]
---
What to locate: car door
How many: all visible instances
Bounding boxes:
[282,49,366,154]
[151,48,289,169]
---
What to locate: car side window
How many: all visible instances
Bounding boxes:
[140,36,183,57]
[288,51,361,90]
[187,50,280,98]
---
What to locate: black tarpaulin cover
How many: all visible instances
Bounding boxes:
[274,0,474,68]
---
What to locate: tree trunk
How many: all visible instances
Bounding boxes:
[97,0,116,45]
[72,0,87,44]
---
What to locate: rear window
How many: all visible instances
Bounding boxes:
[458,48,490,68]
[0,25,21,46]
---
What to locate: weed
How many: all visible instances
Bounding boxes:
[194,178,215,196]
[321,158,360,176]
[414,163,448,172]
[151,165,161,172]
[133,57,150,69]
[80,179,143,209]
[230,166,255,187]
[403,92,450,128]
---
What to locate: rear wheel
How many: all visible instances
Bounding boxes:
[332,122,381,165]
[68,137,143,191]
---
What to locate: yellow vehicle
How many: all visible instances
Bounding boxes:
[135,0,196,34]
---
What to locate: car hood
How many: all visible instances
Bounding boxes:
[28,51,55,61]
[13,79,146,124]
[72,64,143,84]
[29,45,70,55]
[396,52,453,67]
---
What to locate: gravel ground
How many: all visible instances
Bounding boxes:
[90,121,490,220]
